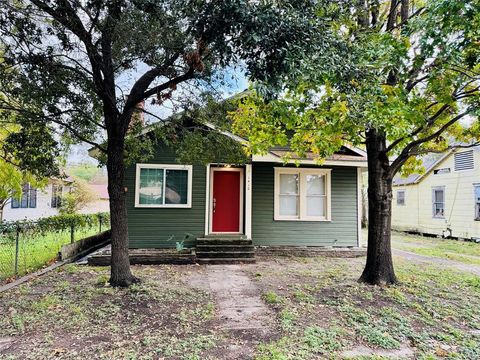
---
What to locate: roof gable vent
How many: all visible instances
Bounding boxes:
[454,150,474,171]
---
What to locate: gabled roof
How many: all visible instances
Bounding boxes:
[88,91,367,167]
[392,149,477,186]
[207,126,367,166]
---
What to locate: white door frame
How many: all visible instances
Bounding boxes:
[208,166,244,235]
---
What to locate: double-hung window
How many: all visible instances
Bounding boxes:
[432,187,445,218]
[11,183,37,209]
[51,184,62,208]
[396,190,405,206]
[135,164,193,208]
[274,168,331,221]
[474,185,480,220]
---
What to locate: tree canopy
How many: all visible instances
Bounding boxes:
[231,0,480,285]
[0,0,332,286]
[232,0,480,167]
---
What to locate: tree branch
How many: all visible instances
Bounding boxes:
[142,68,196,100]
[386,103,451,153]
[126,52,182,108]
[389,110,470,175]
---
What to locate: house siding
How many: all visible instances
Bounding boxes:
[392,149,480,239]
[126,145,361,248]
[251,163,359,247]
[391,185,420,232]
[125,145,206,248]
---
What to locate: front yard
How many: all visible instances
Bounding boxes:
[392,231,480,266]
[1,249,479,359]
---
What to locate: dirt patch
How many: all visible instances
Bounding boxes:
[0,337,14,352]
[342,344,416,359]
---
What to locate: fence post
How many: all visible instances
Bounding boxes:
[14,225,19,275]
[99,215,102,233]
[70,224,75,244]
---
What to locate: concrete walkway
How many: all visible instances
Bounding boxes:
[393,249,480,276]
[190,264,275,332]
[188,264,276,360]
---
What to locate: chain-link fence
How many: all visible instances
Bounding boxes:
[0,212,110,282]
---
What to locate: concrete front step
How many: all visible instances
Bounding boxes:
[196,257,256,265]
[196,251,255,259]
[196,244,254,252]
[203,234,247,239]
[196,238,253,246]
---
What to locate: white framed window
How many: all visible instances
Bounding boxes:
[11,183,37,209]
[51,184,63,208]
[432,186,445,218]
[396,190,405,206]
[135,164,193,208]
[274,167,331,221]
[474,185,480,221]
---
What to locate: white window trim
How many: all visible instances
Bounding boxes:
[396,190,406,206]
[432,186,445,219]
[473,183,480,221]
[135,163,193,208]
[274,167,332,222]
[208,167,244,234]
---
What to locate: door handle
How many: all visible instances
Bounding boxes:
[213,198,216,213]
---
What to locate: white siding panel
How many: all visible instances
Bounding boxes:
[2,185,60,221]
[392,150,480,238]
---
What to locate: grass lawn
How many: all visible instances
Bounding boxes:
[0,228,100,282]
[391,231,480,266]
[1,255,479,359]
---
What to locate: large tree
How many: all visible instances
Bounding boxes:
[0,0,329,286]
[232,0,480,285]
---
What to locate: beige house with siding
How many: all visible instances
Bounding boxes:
[392,148,480,240]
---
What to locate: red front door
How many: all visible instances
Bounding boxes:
[212,170,241,233]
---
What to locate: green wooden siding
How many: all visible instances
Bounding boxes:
[126,146,359,248]
[251,163,358,247]
[125,145,206,248]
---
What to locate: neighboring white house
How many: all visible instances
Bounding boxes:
[2,178,73,221]
[392,148,480,240]
[2,179,110,221]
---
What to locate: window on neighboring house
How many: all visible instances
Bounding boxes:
[11,183,37,209]
[396,190,405,206]
[434,168,451,175]
[274,168,331,221]
[432,187,445,218]
[474,185,480,220]
[51,184,62,208]
[454,150,474,171]
[135,164,192,208]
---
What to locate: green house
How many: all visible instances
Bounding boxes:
[125,126,367,251]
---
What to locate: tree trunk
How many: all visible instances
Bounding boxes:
[359,128,398,285]
[106,129,138,287]
[0,200,5,222]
